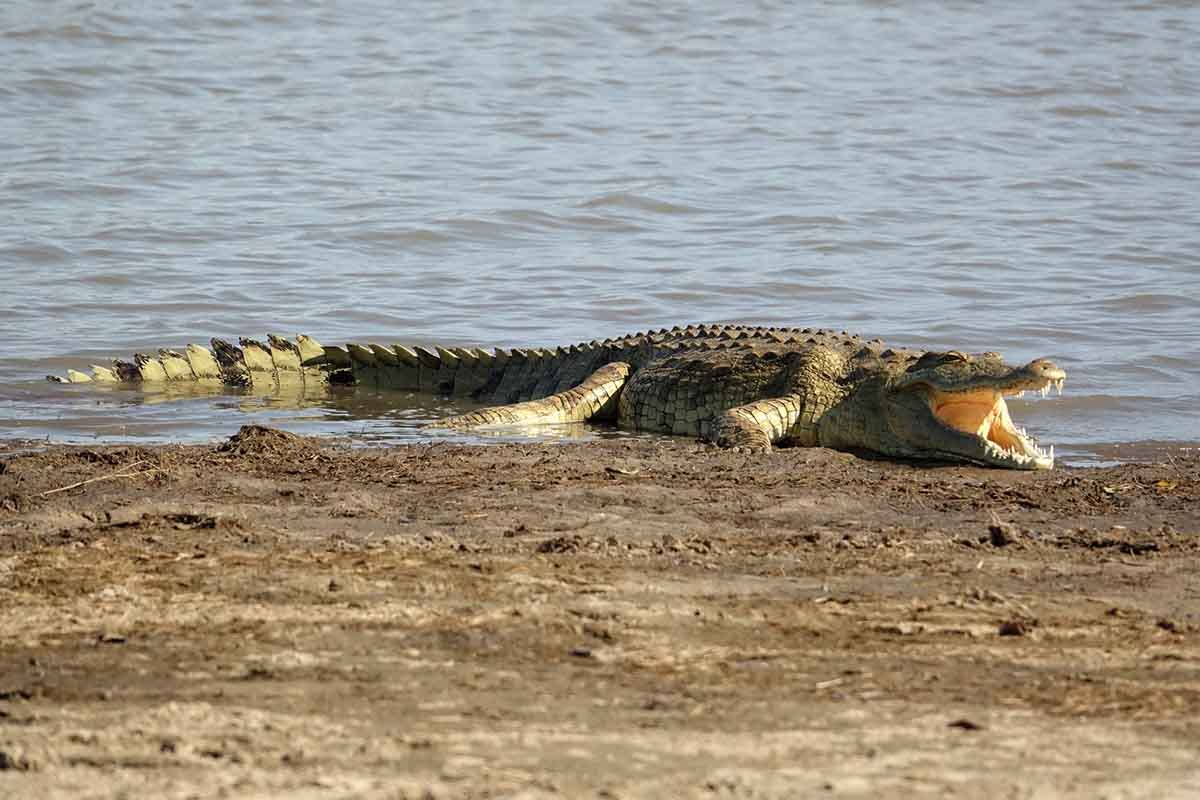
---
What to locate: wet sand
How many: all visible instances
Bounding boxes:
[1,426,1197,798]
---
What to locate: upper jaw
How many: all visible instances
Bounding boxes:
[991,358,1066,398]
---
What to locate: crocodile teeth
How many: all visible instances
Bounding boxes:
[986,434,1054,468]
[987,441,1032,465]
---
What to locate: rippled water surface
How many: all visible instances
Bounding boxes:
[2,1,1198,464]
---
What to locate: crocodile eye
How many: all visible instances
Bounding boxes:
[943,351,969,362]
[907,351,942,371]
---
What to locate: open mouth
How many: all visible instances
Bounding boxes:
[928,376,1065,468]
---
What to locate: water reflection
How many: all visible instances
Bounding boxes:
[0,379,628,448]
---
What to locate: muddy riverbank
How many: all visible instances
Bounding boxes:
[1,427,1197,798]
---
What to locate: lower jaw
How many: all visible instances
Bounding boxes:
[980,439,1053,469]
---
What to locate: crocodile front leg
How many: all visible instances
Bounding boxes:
[709,396,804,452]
[439,362,631,429]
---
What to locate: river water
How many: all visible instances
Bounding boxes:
[2,1,1198,464]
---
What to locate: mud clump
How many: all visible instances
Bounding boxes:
[217,425,316,457]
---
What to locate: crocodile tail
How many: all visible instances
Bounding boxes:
[46,334,473,393]
[47,335,337,389]
[346,339,620,402]
[47,335,621,402]
[341,342,500,396]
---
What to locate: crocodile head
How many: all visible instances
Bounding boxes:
[882,350,1066,469]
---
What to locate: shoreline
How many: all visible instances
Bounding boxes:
[4,372,1197,470]
[1,427,1197,797]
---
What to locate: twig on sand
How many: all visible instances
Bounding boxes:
[36,460,162,497]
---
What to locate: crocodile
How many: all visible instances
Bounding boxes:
[49,324,1067,469]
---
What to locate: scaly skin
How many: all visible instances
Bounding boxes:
[49,324,1067,469]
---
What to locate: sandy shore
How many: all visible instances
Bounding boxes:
[1,426,1197,798]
